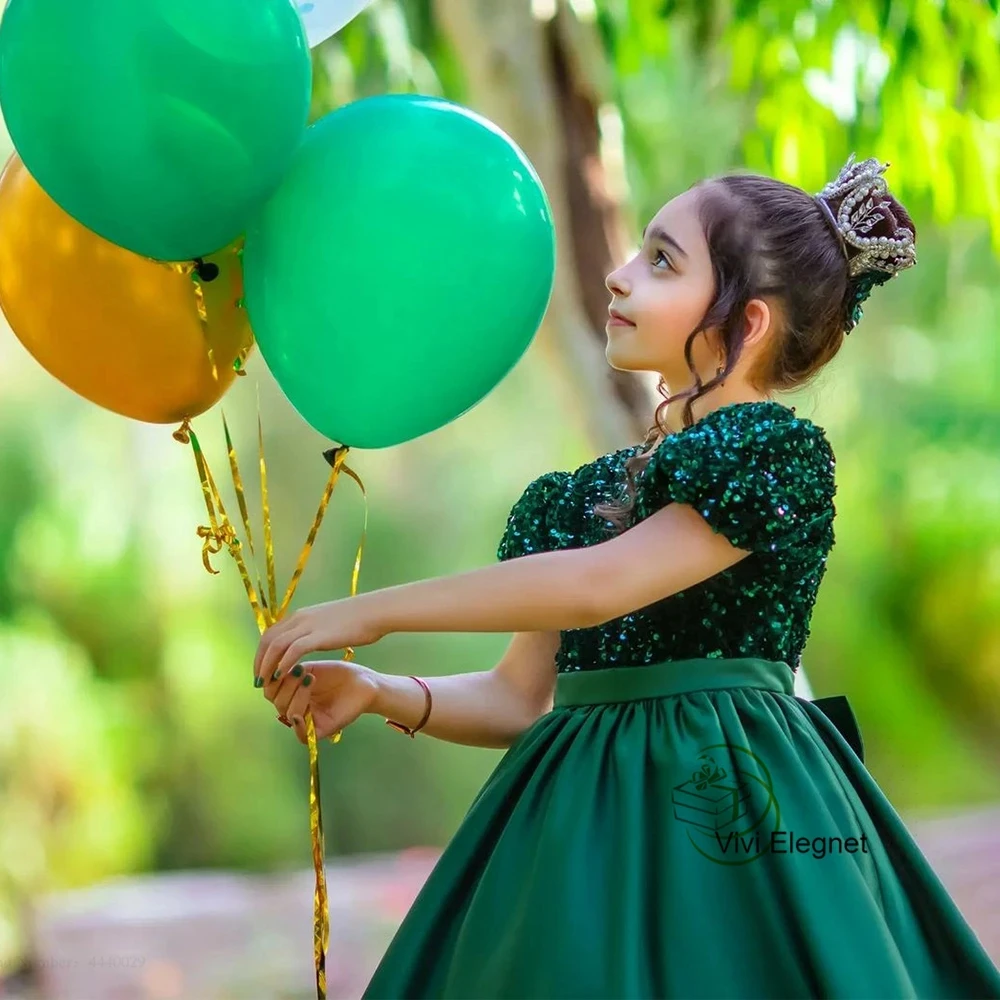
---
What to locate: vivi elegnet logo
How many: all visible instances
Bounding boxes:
[671,744,780,865]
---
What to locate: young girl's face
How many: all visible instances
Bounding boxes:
[604,185,719,385]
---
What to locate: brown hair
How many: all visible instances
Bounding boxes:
[594,169,917,532]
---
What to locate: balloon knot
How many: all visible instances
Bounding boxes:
[173,419,192,444]
[193,258,220,282]
[323,445,350,468]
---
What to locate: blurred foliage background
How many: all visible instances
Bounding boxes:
[1,0,999,976]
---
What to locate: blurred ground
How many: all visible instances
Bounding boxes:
[3,806,999,1000]
[1,849,439,1000]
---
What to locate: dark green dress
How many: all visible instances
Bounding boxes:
[363,400,1000,1000]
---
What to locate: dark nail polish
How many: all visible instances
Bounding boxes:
[291,665,304,678]
[302,674,313,687]
[272,669,281,681]
[278,716,291,727]
[254,677,263,688]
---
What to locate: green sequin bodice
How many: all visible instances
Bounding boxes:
[497,401,837,673]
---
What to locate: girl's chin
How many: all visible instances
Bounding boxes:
[605,346,645,373]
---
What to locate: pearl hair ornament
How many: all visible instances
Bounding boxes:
[814,154,917,278]
[813,154,917,332]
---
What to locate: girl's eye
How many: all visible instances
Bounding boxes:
[652,249,673,271]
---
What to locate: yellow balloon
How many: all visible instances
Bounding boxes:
[0,155,254,424]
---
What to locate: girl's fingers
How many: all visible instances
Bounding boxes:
[268,668,307,716]
[285,682,314,743]
[298,709,342,745]
[261,669,284,704]
[255,623,299,685]
[275,636,317,683]
[314,715,344,742]
[254,620,290,681]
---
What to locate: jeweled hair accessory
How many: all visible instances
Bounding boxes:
[814,154,917,333]
[815,155,917,278]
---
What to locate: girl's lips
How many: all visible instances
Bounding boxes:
[608,309,636,327]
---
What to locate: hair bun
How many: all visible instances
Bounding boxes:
[814,155,917,332]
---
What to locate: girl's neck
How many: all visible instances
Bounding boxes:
[655,385,773,438]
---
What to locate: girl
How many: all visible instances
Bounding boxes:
[254,156,1000,999]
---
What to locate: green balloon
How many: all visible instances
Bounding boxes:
[242,95,556,449]
[0,0,311,261]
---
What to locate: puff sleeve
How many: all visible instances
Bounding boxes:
[496,471,572,562]
[636,406,837,557]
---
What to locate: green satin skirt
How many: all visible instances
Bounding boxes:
[362,657,1000,999]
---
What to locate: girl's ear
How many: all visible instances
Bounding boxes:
[743,298,772,347]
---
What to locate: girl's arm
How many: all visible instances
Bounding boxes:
[367,630,560,749]
[263,505,752,744]
[371,501,751,634]
[255,500,751,683]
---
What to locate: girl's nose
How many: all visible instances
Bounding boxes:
[606,268,630,297]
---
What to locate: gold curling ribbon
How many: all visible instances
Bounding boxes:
[189,269,216,382]
[173,417,268,634]
[174,403,368,1000]
[160,241,246,385]
[195,522,237,575]
[258,384,278,616]
[162,258,218,383]
[222,409,270,614]
[336,461,369,635]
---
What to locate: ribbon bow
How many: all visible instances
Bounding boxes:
[196,522,239,575]
[692,758,728,790]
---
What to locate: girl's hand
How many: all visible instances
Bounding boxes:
[263,659,380,745]
[254,596,386,687]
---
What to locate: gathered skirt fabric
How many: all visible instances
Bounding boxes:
[362,657,1000,999]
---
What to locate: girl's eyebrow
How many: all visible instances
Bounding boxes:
[640,224,689,258]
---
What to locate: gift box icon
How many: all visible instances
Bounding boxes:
[672,756,752,832]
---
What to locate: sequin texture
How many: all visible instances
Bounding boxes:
[496,401,837,673]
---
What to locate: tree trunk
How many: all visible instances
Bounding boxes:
[432,0,656,453]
